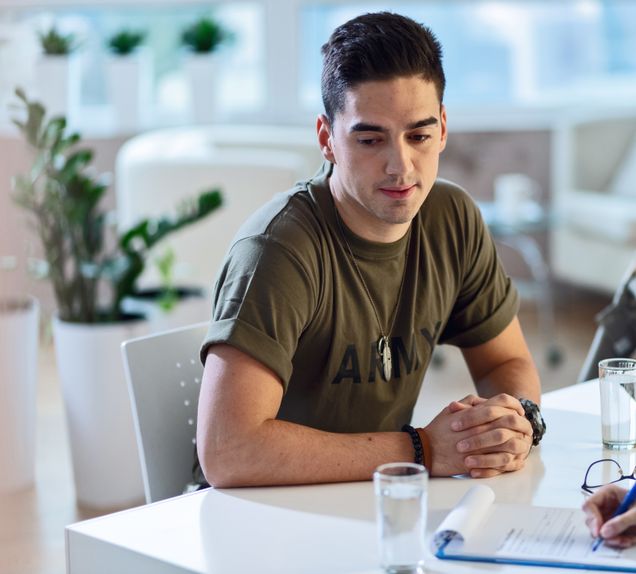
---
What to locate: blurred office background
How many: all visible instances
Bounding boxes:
[2,1,636,123]
[1,1,636,573]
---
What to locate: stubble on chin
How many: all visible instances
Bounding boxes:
[377,190,429,226]
[373,203,417,227]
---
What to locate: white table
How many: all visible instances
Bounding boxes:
[66,381,636,573]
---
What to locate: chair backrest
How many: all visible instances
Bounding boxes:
[122,322,208,503]
[115,131,311,290]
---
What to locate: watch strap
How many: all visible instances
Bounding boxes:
[519,397,546,446]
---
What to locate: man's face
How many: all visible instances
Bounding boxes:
[318,75,447,242]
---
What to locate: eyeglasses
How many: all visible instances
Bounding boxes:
[581,458,636,494]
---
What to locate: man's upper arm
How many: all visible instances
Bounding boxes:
[438,189,519,348]
[197,344,284,449]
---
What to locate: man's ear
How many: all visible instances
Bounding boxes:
[439,104,448,154]
[316,114,336,163]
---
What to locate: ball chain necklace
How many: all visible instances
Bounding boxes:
[335,210,411,382]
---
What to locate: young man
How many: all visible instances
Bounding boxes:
[195,12,544,488]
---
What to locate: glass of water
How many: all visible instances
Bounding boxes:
[373,462,428,574]
[599,358,636,449]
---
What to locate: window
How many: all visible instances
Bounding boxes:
[0,2,264,123]
[2,0,636,128]
[299,1,636,111]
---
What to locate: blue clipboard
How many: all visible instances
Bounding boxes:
[435,537,636,572]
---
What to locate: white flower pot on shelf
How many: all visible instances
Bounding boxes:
[0,296,39,492]
[34,53,81,123]
[183,52,220,124]
[53,315,148,511]
[106,47,153,131]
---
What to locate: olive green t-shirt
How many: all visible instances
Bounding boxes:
[201,162,518,433]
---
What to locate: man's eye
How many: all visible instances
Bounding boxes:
[410,134,432,142]
[357,138,381,146]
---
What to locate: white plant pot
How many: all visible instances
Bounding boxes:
[184,52,220,124]
[106,48,153,131]
[0,296,39,492]
[53,316,148,510]
[34,53,81,122]
[122,288,209,334]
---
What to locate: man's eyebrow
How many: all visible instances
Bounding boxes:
[349,117,439,133]
[350,122,386,133]
[407,117,438,129]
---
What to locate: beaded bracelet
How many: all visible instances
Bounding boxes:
[401,424,424,466]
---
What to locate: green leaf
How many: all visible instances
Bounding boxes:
[157,288,178,312]
[39,27,78,55]
[58,150,93,181]
[181,17,227,53]
[14,87,27,102]
[107,29,146,55]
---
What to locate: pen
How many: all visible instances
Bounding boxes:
[592,480,636,551]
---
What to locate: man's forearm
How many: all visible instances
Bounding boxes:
[461,316,542,405]
[473,356,541,404]
[198,420,414,488]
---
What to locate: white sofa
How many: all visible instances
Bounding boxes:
[115,125,323,291]
[551,109,636,293]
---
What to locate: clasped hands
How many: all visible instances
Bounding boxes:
[424,393,534,478]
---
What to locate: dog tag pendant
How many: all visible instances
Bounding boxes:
[378,336,392,381]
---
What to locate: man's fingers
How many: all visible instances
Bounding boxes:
[457,413,533,441]
[466,454,527,477]
[463,452,527,472]
[469,468,503,479]
[450,396,525,432]
[452,407,532,437]
[458,394,486,406]
[447,401,473,413]
[484,393,525,415]
[457,428,530,455]
[425,395,532,477]
[448,395,487,413]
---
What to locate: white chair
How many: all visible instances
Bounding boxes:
[121,321,209,503]
[115,126,320,290]
[551,109,636,293]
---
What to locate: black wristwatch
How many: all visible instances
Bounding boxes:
[519,398,546,446]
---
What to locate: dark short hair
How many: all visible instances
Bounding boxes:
[321,12,446,123]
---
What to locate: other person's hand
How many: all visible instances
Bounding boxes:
[583,484,636,548]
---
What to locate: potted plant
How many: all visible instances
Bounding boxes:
[0,256,39,493]
[122,247,208,334]
[181,16,230,123]
[10,88,222,510]
[34,25,81,124]
[108,29,145,56]
[105,28,152,131]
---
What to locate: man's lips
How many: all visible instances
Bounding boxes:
[378,184,417,199]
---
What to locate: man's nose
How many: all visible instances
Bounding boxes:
[385,141,412,176]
